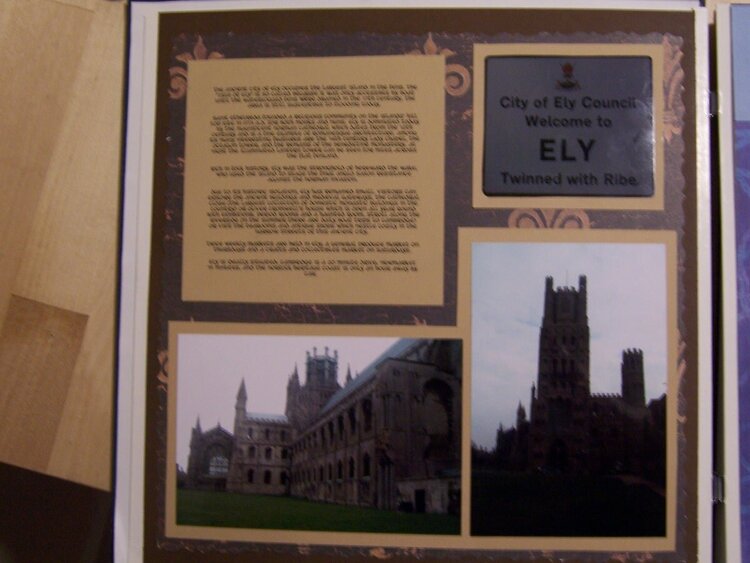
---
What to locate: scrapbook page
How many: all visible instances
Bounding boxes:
[117,2,711,561]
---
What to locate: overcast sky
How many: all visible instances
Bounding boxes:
[176,335,398,470]
[471,241,668,450]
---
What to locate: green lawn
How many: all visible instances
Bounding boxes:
[471,469,666,537]
[177,489,459,535]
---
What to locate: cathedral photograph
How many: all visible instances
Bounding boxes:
[174,334,462,534]
[470,241,669,537]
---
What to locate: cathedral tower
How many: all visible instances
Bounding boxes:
[621,348,645,408]
[536,275,590,397]
[285,347,341,430]
[530,275,591,472]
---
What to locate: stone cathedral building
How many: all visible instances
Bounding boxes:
[496,276,666,484]
[185,338,462,515]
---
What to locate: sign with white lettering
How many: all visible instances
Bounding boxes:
[482,56,654,197]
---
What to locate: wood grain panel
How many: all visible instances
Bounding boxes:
[0,0,125,491]
[51,0,104,10]
[40,0,125,491]
[0,296,88,474]
[0,0,93,325]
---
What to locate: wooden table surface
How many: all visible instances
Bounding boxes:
[0,0,125,492]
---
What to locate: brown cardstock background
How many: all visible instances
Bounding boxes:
[143,7,698,562]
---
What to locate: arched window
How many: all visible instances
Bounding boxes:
[363,453,371,477]
[423,379,454,460]
[247,469,254,483]
[348,457,355,478]
[264,470,272,484]
[337,460,343,480]
[208,455,228,476]
[362,398,373,431]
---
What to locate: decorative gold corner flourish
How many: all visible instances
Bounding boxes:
[662,35,685,144]
[507,208,592,229]
[409,33,471,97]
[157,349,169,391]
[169,36,224,100]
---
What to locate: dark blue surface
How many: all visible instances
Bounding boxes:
[732,7,750,561]
[734,121,750,563]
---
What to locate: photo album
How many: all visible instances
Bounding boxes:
[117,1,713,561]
